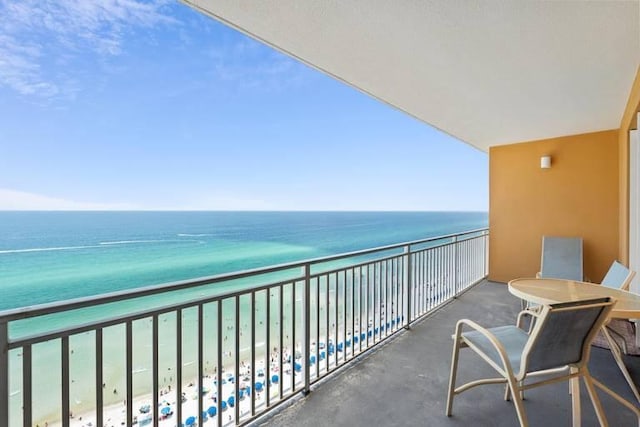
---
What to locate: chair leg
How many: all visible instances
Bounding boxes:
[505,381,525,401]
[583,371,609,427]
[602,326,640,402]
[570,367,581,427]
[506,375,528,427]
[446,337,461,416]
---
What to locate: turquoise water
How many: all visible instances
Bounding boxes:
[1,211,487,425]
[0,211,487,311]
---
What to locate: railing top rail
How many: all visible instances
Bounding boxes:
[0,227,488,322]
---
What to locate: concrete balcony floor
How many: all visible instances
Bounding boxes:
[256,281,640,426]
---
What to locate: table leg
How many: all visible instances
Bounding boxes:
[601,326,640,403]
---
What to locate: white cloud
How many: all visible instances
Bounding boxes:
[0,188,136,210]
[0,0,175,100]
[0,188,277,211]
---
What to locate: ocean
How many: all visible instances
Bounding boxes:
[0,211,487,311]
[0,211,487,425]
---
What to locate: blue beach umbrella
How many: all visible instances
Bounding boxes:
[239,388,245,399]
[337,342,343,352]
[368,330,373,337]
[387,322,391,329]
[221,400,228,410]
[228,395,235,407]
[346,339,351,347]
[361,333,366,340]
[354,336,359,344]
[185,416,196,426]
[161,406,172,415]
[294,362,302,372]
[320,351,326,360]
[207,406,217,417]
[255,382,264,392]
[246,385,251,396]
[374,327,379,335]
[272,374,279,384]
[202,411,208,421]
[309,355,316,365]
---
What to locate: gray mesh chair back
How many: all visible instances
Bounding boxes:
[601,261,635,291]
[523,298,611,374]
[539,236,583,281]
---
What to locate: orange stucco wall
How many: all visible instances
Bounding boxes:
[489,130,619,283]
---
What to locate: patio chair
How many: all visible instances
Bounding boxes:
[537,236,583,281]
[522,236,584,311]
[593,260,637,355]
[446,297,615,427]
[601,260,636,292]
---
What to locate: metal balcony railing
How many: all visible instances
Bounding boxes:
[0,228,488,427]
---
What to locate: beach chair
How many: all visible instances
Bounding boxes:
[446,297,615,426]
[537,236,583,281]
[593,261,637,354]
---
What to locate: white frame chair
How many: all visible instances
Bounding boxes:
[601,260,636,292]
[537,236,583,281]
[446,297,615,427]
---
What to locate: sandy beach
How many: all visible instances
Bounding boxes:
[20,273,401,427]
[42,334,367,427]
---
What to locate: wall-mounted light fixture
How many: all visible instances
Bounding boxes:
[540,155,551,169]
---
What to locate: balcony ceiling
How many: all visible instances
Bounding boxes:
[183,1,640,152]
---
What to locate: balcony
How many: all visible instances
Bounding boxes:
[3,228,639,427]
[261,280,640,426]
[1,230,489,427]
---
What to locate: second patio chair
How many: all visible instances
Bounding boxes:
[601,260,636,291]
[446,297,615,427]
[594,260,637,355]
[537,235,583,281]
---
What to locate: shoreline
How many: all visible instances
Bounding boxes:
[40,339,342,427]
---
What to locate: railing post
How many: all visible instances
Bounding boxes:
[452,235,459,296]
[0,320,7,427]
[483,230,489,278]
[404,245,412,329]
[303,263,311,395]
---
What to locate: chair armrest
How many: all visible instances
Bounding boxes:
[517,309,540,330]
[453,319,515,376]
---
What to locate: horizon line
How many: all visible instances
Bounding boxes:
[0,209,489,213]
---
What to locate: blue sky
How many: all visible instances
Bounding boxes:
[0,0,488,211]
